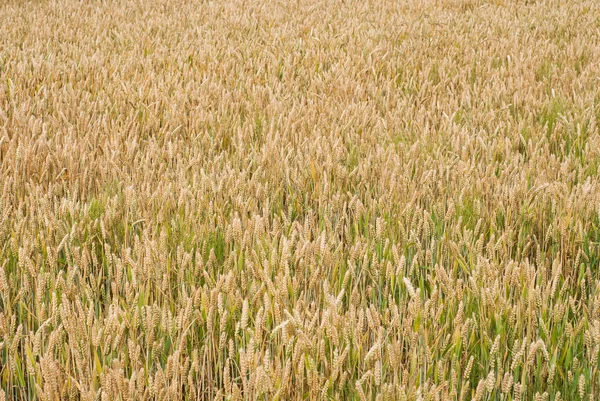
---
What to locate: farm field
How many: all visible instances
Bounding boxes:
[1,0,600,399]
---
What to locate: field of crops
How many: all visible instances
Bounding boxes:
[1,0,600,399]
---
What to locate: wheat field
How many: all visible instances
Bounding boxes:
[1,0,600,399]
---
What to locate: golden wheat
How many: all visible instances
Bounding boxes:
[1,0,600,399]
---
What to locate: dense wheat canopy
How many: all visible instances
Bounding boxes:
[1,0,600,399]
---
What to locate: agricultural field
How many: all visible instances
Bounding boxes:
[1,0,600,399]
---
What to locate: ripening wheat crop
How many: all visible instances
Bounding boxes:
[1,0,600,399]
